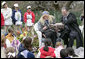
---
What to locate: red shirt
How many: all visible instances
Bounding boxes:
[1,13,4,27]
[24,10,35,23]
[40,47,56,58]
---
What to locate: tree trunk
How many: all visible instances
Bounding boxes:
[64,1,73,10]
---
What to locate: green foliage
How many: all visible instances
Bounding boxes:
[21,10,82,25]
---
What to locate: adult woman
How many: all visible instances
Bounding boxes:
[1,1,13,32]
[24,6,35,31]
[34,11,57,48]
[12,3,23,25]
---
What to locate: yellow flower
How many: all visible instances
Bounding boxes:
[20,34,24,38]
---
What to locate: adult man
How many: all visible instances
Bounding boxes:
[60,7,83,48]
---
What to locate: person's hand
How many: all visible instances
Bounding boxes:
[42,34,46,38]
[43,26,47,30]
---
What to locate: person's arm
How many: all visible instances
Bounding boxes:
[38,22,44,32]
[32,12,35,23]
[24,13,27,23]
[60,16,63,22]
[1,13,4,26]
[11,10,17,23]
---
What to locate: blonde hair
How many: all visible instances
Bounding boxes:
[39,14,55,25]
[56,42,62,46]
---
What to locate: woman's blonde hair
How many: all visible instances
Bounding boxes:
[39,14,55,25]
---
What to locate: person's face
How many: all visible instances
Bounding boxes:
[3,3,8,8]
[27,8,31,12]
[61,9,67,16]
[15,7,18,11]
[43,15,49,20]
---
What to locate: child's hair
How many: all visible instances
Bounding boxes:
[66,47,78,57]
[56,42,62,47]
[43,38,52,52]
[23,37,32,51]
[60,49,68,58]
[8,28,13,33]
[1,39,5,47]
[6,47,15,58]
[1,35,6,47]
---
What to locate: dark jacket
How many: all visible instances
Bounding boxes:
[61,13,83,40]
[11,10,23,24]
[17,43,35,58]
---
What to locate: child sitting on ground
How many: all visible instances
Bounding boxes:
[36,38,56,58]
[5,28,14,46]
[1,35,6,58]
[54,42,64,58]
[66,47,78,58]
[60,49,71,58]
[6,47,16,58]
[17,37,35,58]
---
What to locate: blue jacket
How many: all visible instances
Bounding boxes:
[11,9,23,24]
[17,43,35,58]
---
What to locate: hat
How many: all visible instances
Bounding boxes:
[42,11,49,15]
[27,6,31,9]
[14,3,19,7]
[2,1,6,6]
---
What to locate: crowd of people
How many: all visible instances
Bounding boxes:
[1,1,84,58]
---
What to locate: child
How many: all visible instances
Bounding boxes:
[60,49,71,58]
[6,47,16,58]
[11,37,20,55]
[5,28,14,43]
[1,35,6,58]
[74,47,84,58]
[17,37,35,58]
[66,47,78,58]
[37,38,56,58]
[5,28,14,48]
[54,42,64,58]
